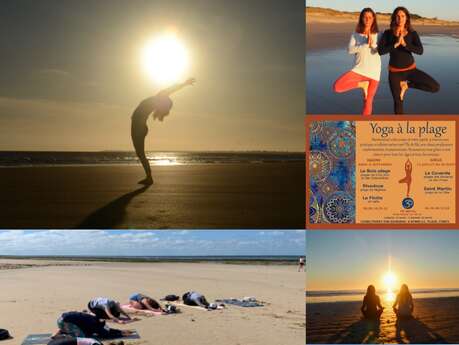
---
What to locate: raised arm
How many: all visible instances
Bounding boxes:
[158,78,196,97]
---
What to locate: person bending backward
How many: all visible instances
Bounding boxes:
[131,78,196,185]
[393,284,414,318]
[129,293,164,312]
[361,285,384,319]
[378,7,439,114]
[333,8,381,115]
[54,311,134,340]
[87,297,131,324]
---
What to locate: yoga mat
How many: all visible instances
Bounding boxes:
[171,302,224,311]
[120,304,164,316]
[22,331,140,345]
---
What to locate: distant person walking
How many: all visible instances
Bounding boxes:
[333,8,381,115]
[378,7,439,114]
[298,257,305,272]
[361,285,384,319]
[131,78,196,185]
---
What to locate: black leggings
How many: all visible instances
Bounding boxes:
[389,68,440,114]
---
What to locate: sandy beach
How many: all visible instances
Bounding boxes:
[307,297,459,343]
[0,163,305,229]
[0,259,305,345]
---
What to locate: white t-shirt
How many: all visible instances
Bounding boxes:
[348,32,381,81]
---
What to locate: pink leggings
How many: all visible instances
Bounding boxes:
[333,71,379,116]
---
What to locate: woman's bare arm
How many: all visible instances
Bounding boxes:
[158,78,196,97]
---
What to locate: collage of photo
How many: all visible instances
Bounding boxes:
[1,0,459,344]
[306,0,459,344]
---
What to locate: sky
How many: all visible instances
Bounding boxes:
[0,0,305,152]
[306,0,459,21]
[307,231,459,290]
[0,230,305,256]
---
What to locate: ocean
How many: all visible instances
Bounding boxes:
[306,288,459,303]
[0,255,301,264]
[0,151,304,167]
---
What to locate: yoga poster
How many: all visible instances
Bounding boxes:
[306,116,458,228]
[355,120,455,224]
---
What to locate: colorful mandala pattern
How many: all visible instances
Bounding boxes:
[309,121,356,224]
[323,191,355,224]
[309,151,332,182]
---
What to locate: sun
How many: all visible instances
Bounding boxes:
[142,33,189,85]
[383,271,397,290]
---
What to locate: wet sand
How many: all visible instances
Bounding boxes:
[0,163,305,229]
[0,259,305,345]
[306,22,459,52]
[307,297,459,343]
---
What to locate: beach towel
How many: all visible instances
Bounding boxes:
[215,298,264,307]
[120,304,165,316]
[170,302,224,311]
[21,331,140,345]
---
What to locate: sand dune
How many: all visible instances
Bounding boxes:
[0,259,305,345]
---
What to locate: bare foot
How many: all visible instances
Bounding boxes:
[400,81,408,101]
[138,176,154,185]
[358,81,369,100]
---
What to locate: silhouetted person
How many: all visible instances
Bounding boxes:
[393,284,414,318]
[398,159,412,197]
[131,78,196,185]
[361,285,384,319]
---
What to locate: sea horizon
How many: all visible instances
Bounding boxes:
[306,288,459,303]
[0,150,304,167]
[0,254,302,265]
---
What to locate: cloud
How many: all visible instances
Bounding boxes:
[0,230,304,256]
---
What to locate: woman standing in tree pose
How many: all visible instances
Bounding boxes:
[378,7,439,114]
[333,8,381,115]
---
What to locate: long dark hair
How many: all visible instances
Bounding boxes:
[390,7,413,33]
[365,285,376,297]
[356,8,378,34]
[398,284,412,304]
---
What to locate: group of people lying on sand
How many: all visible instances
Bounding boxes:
[49,291,219,345]
[361,284,414,320]
[333,6,440,115]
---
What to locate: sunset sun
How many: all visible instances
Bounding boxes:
[142,33,189,85]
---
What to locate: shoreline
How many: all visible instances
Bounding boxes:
[0,256,300,265]
[306,22,459,52]
[0,163,305,229]
[0,261,305,345]
[307,296,459,343]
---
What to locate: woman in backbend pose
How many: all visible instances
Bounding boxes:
[333,8,381,115]
[131,78,196,185]
[378,7,439,114]
[393,284,414,318]
[361,285,384,319]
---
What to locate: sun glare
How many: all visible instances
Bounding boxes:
[383,271,397,290]
[142,33,189,85]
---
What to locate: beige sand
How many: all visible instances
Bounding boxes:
[0,259,305,345]
[0,163,305,229]
[307,297,459,343]
[306,7,459,52]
